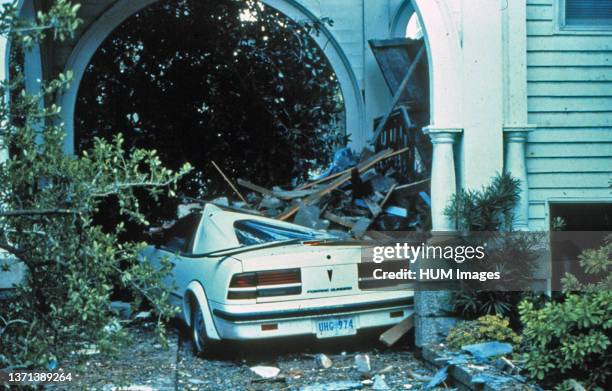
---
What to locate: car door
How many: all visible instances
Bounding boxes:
[152,213,202,302]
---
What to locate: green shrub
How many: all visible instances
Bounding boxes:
[519,236,612,390]
[446,315,522,351]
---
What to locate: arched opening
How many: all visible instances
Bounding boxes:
[58,0,365,157]
[75,0,347,199]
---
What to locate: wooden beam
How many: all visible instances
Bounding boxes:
[379,313,414,347]
[394,178,430,197]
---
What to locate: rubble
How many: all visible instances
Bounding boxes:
[249,365,281,378]
[314,353,333,369]
[372,374,390,390]
[354,354,371,373]
[184,146,432,239]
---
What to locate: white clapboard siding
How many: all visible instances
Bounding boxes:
[528,81,612,96]
[526,0,612,228]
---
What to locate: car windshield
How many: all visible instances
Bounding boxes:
[234,219,334,246]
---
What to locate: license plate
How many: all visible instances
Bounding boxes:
[315,317,356,338]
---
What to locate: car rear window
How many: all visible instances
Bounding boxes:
[234,219,333,246]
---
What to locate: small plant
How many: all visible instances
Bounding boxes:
[519,236,612,390]
[446,315,522,350]
[444,173,540,323]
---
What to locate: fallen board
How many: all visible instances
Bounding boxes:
[379,313,414,347]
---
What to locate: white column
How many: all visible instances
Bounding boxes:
[424,126,462,231]
[504,127,533,230]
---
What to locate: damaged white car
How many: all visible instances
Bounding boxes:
[141,203,413,355]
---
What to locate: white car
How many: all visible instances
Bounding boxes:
[141,203,413,355]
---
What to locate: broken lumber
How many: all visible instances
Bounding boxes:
[394,178,430,197]
[237,179,274,197]
[277,147,408,221]
[211,161,248,204]
[379,313,414,347]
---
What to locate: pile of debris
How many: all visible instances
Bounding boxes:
[190,147,431,239]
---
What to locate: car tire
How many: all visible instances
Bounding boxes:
[191,302,209,357]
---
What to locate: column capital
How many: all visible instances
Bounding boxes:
[423,127,462,144]
[503,124,536,142]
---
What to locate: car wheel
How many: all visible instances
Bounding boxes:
[191,302,208,356]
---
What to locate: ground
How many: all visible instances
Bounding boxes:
[43,320,437,390]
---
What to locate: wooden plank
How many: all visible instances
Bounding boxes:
[527,51,612,66]
[528,172,611,188]
[527,20,553,36]
[527,157,612,173]
[528,112,612,127]
[526,4,553,21]
[528,188,612,201]
[526,142,612,157]
[211,161,248,205]
[237,179,274,197]
[394,178,430,197]
[527,66,612,82]
[528,36,612,51]
[528,81,612,97]
[528,96,612,112]
[379,313,414,347]
[323,212,358,229]
[277,148,401,220]
[527,128,612,143]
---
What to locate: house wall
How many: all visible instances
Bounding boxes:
[525,0,612,229]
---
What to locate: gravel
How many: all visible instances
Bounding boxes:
[40,324,436,390]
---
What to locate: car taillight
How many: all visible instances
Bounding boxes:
[227,268,302,300]
[229,272,257,288]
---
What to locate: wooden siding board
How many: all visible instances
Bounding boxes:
[527,51,612,66]
[527,4,553,21]
[529,188,612,200]
[528,128,612,142]
[528,112,612,127]
[528,172,611,188]
[527,66,612,81]
[528,97,612,111]
[527,157,612,173]
[528,81,612,96]
[526,142,612,157]
[527,20,553,35]
[527,36,612,51]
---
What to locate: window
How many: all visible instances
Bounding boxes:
[161,213,201,254]
[234,220,334,246]
[558,0,612,31]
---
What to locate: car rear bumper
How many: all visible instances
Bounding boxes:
[209,292,414,340]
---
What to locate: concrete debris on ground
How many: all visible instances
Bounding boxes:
[372,374,390,390]
[314,353,333,369]
[354,354,371,373]
[181,147,431,239]
[249,365,281,378]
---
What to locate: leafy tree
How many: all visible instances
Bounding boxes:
[76,0,346,200]
[520,235,612,390]
[0,0,190,369]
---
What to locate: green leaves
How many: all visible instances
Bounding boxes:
[0,1,188,370]
[519,239,612,389]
